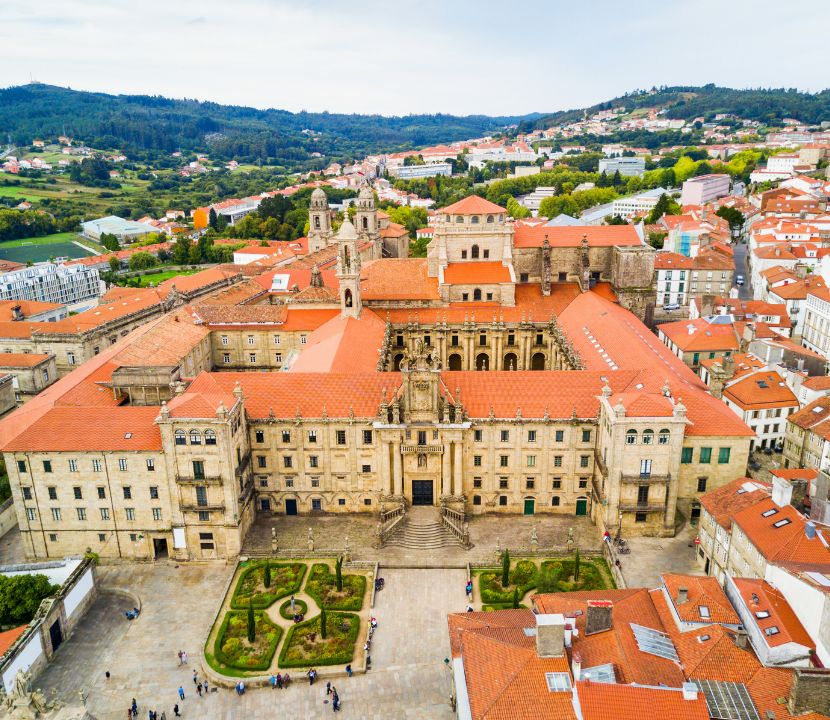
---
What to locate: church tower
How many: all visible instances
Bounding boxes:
[308,187,332,253]
[335,216,362,318]
[354,184,381,258]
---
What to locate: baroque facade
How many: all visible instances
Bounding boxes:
[0,196,753,561]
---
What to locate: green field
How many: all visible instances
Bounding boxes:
[0,232,99,263]
[136,268,200,286]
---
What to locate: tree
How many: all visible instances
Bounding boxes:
[501,549,510,588]
[335,555,343,592]
[596,170,609,188]
[108,256,121,273]
[172,236,190,265]
[128,251,158,271]
[263,560,271,589]
[574,548,581,582]
[320,607,328,639]
[0,574,59,625]
[612,170,622,186]
[646,193,680,224]
[506,197,531,219]
[99,232,120,252]
[247,599,256,643]
[512,588,520,609]
[208,207,218,230]
[716,205,745,237]
[188,244,202,265]
[536,565,561,594]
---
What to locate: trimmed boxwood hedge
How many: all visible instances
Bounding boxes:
[230,561,306,609]
[278,611,359,668]
[213,610,282,671]
[478,560,538,604]
[304,563,366,611]
[279,598,308,619]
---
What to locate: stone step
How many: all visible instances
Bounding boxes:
[385,515,465,549]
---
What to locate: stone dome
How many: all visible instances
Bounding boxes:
[336,217,358,240]
[358,185,374,199]
[311,187,327,203]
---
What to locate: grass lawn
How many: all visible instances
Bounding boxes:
[477,560,539,605]
[0,232,101,263]
[231,561,306,609]
[538,558,615,592]
[278,612,359,668]
[0,232,82,248]
[211,610,282,672]
[136,268,200,286]
[304,563,366,611]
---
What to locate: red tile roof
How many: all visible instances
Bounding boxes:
[700,477,771,530]
[0,353,51,368]
[661,573,740,625]
[576,681,709,720]
[441,196,506,215]
[723,371,799,411]
[514,225,642,249]
[443,262,512,284]
[732,578,813,649]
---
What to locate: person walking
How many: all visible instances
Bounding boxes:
[196,683,202,698]
[182,650,188,664]
[326,681,331,696]
[345,664,352,678]
[270,674,276,690]
[131,698,137,717]
[173,704,180,718]
[192,669,198,685]
[106,671,111,681]
[177,651,183,666]
[178,686,185,701]
[276,673,283,690]
[203,680,208,695]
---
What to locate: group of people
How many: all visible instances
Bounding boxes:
[306,668,319,685]
[235,681,246,695]
[176,650,189,665]
[292,612,305,624]
[269,672,291,689]
[124,607,141,621]
[326,682,341,712]
[127,698,166,720]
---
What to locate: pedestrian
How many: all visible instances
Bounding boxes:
[326,681,331,696]
[105,670,111,681]
[270,674,276,690]
[203,679,208,694]
[345,664,352,678]
[290,594,295,613]
[308,668,314,686]
[465,580,473,596]
[182,650,188,664]
[192,669,198,685]
[276,673,283,689]
[131,698,137,717]
[173,705,180,718]
[196,683,202,698]
[177,650,183,666]
[178,686,185,701]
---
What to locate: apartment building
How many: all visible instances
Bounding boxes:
[0,263,101,306]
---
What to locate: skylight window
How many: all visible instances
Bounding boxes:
[761,508,778,517]
[124,432,132,439]
[773,519,791,528]
[699,606,711,620]
[755,611,770,619]
[545,672,572,692]
[631,623,679,661]
[764,626,780,636]
[813,406,825,414]
[697,634,711,643]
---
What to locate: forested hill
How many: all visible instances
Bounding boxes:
[522,85,830,132]
[0,84,536,169]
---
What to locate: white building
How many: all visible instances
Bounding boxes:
[80,216,157,243]
[680,174,731,206]
[388,163,452,180]
[802,286,830,358]
[598,156,645,177]
[0,264,101,306]
[767,154,802,174]
[610,188,667,219]
[520,187,558,213]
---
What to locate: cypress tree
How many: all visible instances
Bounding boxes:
[263,560,271,588]
[501,549,511,588]
[574,548,581,583]
[335,556,343,592]
[320,607,327,639]
[512,588,520,609]
[247,600,256,643]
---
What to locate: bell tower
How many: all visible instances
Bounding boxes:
[336,216,362,318]
[354,184,380,257]
[308,187,332,253]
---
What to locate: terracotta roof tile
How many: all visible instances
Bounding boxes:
[443,262,512,284]
[661,574,740,625]
[700,477,771,530]
[441,196,506,215]
[514,225,643,249]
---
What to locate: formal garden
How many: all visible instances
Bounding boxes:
[475,550,615,610]
[205,557,371,679]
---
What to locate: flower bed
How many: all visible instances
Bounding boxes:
[231,562,306,609]
[212,610,282,671]
[304,563,366,611]
[279,598,308,620]
[278,612,359,668]
[539,558,613,592]
[477,560,538,604]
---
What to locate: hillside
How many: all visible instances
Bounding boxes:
[524,84,830,131]
[0,84,536,170]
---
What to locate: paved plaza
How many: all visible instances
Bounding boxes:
[34,562,464,720]
[616,521,701,588]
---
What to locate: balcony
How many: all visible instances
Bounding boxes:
[401,444,443,454]
[621,474,669,484]
[619,502,665,513]
[180,502,225,512]
[176,475,223,484]
[594,451,608,477]
[235,449,252,477]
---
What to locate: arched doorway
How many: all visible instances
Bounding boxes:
[531,352,546,370]
[344,288,353,307]
[473,288,482,301]
[471,244,480,259]
[503,352,518,370]
[448,353,462,371]
[393,353,404,371]
[523,498,535,515]
[575,497,588,516]
[476,353,489,370]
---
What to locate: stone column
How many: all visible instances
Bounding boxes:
[453,441,463,497]
[442,443,452,496]
[393,442,403,496]
[381,440,392,494]
[492,334,501,370]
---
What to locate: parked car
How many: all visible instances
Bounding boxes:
[664,303,680,311]
[736,275,744,285]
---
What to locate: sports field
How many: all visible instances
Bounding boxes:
[0,232,99,264]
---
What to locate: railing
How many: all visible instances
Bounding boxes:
[620,474,670,484]
[440,504,471,548]
[235,449,252,477]
[180,502,226,512]
[176,474,223,484]
[376,502,406,548]
[618,502,665,512]
[400,445,443,454]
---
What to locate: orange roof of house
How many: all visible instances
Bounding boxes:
[360,259,440,301]
[661,574,740,625]
[289,309,386,374]
[0,626,27,656]
[0,300,64,321]
[658,319,740,352]
[443,262,512,284]
[655,252,694,270]
[513,225,642,249]
[379,221,409,238]
[441,195,506,215]
[787,398,830,436]
[700,477,771,530]
[732,578,813,648]
[576,681,709,720]
[723,371,799,411]
[110,309,210,367]
[0,353,51,368]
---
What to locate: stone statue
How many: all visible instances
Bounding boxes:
[307,526,314,552]
[30,689,47,714]
[11,669,29,700]
[530,526,538,548]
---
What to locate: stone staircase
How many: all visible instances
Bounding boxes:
[384,507,466,549]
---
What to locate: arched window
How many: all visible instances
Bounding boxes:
[471,215,480,224]
[344,288,353,308]
[473,288,482,301]
[658,429,670,445]
[445,215,451,223]
[471,244,480,259]
[362,216,368,230]
[314,216,320,229]
[455,215,464,224]
[486,215,494,223]
[642,429,654,445]
[626,430,637,445]
[174,430,186,446]
[205,430,217,446]
[189,429,202,445]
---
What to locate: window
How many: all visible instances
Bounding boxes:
[223,353,230,364]
[552,496,561,506]
[635,512,647,523]
[284,479,293,488]
[312,499,322,511]
[697,478,707,493]
[77,508,86,521]
[451,335,459,347]
[473,495,482,505]
[582,429,591,443]
[118,458,128,471]
[96,487,105,500]
[201,429,215,446]
[363,430,373,445]
[275,352,282,363]
[195,486,208,507]
[149,486,159,500]
[578,479,588,489]
[66,459,78,473]
[193,461,205,480]
[51,508,61,521]
[554,455,563,467]
[474,429,483,442]
[300,336,307,345]
[48,486,57,500]
[580,455,590,468]
[526,479,535,490]
[123,487,132,500]
[474,455,482,467]
[22,487,32,500]
[175,430,186,445]
[681,447,693,464]
[500,430,509,442]
[336,430,347,446]
[528,430,537,442]
[361,464,371,473]
[273,335,281,345]
[282,430,291,443]
[67,352,76,365]
[221,335,229,346]
[717,447,731,464]
[473,478,482,488]
[499,455,509,468]
[43,460,52,473]
[26,508,36,521]
[699,447,712,464]
[247,335,255,346]
[555,430,564,442]
[499,496,507,506]
[309,456,319,468]
[249,353,257,363]
[283,456,293,469]
[658,429,670,445]
[99,507,110,521]
[338,498,346,506]
[198,511,210,522]
[626,430,637,445]
[642,429,654,445]
[363,498,372,506]
[152,508,162,521]
[308,430,317,443]
[257,456,267,469]
[49,534,57,542]
[16,460,26,473]
[545,672,572,692]
[479,334,487,346]
[527,456,536,468]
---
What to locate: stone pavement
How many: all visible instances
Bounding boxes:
[34,563,464,719]
[617,521,701,588]
[0,525,25,565]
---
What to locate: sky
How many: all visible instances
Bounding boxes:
[1,0,829,117]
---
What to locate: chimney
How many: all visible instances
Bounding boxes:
[677,587,689,605]
[771,474,794,508]
[682,682,699,701]
[733,631,748,649]
[571,651,582,681]
[535,613,566,658]
[788,668,830,717]
[585,601,613,635]
[10,304,22,321]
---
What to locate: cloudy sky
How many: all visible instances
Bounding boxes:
[1,0,828,117]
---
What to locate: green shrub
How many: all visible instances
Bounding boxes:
[305,563,366,611]
[231,562,306,609]
[278,612,359,668]
[478,560,538,605]
[279,598,308,620]
[213,610,281,671]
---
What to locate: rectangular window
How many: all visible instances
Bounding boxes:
[48,486,57,500]
[473,455,482,467]
[555,430,564,442]
[152,508,162,521]
[527,455,536,468]
[308,430,317,443]
[273,335,281,345]
[499,455,509,468]
[100,508,110,520]
[257,456,267,469]
[282,430,291,443]
[51,508,61,521]
[699,447,712,464]
[193,461,205,479]
[580,455,590,468]
[309,456,319,468]
[68,459,78,472]
[195,486,208,506]
[146,458,155,472]
[22,487,32,500]
[554,455,563,467]
[552,479,561,489]
[363,430,373,445]
[43,460,53,473]
[221,335,229,346]
[76,508,86,521]
[717,447,731,464]
[336,430,347,445]
[681,447,693,464]
[123,486,132,499]
[223,353,230,364]
[96,487,105,500]
[118,458,127,472]
[26,508,36,521]
[697,477,707,493]
[247,335,255,346]
[249,353,256,363]
[635,512,647,523]
[474,429,483,442]
[499,478,509,489]
[500,430,509,442]
[361,464,371,473]
[275,352,282,363]
[527,430,537,442]
[473,478,482,488]
[150,486,159,499]
[417,430,427,446]
[255,430,265,443]
[16,460,26,473]
[283,456,293,469]
[72,486,82,500]
[581,429,591,443]
[526,479,535,489]
[311,478,320,488]
[92,459,102,472]
[198,511,210,522]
